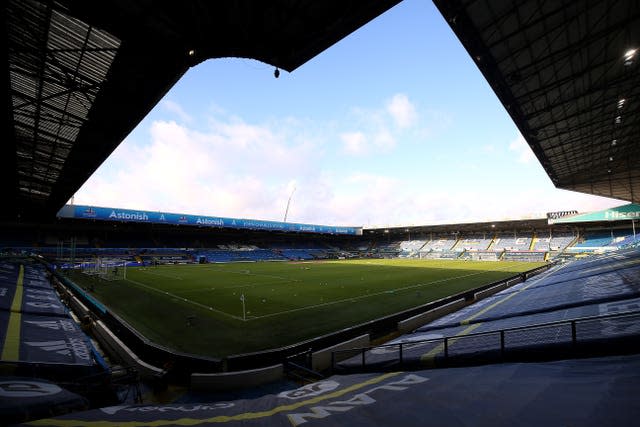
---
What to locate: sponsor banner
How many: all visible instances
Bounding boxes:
[0,312,94,365]
[0,262,63,316]
[0,286,67,316]
[20,277,54,290]
[0,308,7,349]
[549,203,640,224]
[58,205,362,235]
[22,372,425,426]
[0,285,13,310]
[0,376,88,425]
[0,270,19,286]
[21,287,68,317]
[21,357,640,426]
[0,262,17,272]
[22,265,53,290]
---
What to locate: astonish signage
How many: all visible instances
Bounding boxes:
[57,205,362,235]
[108,210,149,221]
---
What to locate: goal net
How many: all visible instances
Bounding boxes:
[82,258,127,281]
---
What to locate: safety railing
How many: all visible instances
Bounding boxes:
[284,348,326,383]
[332,310,640,373]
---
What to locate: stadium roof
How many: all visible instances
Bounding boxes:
[2,0,401,221]
[5,1,639,224]
[434,0,640,204]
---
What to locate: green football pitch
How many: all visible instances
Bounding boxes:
[66,259,544,357]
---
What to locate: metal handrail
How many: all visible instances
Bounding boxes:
[332,309,640,371]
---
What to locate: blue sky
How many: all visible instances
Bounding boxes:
[73,0,621,227]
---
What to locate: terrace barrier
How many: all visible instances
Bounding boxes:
[331,310,640,374]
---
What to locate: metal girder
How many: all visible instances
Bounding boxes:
[434,0,640,202]
[3,0,402,221]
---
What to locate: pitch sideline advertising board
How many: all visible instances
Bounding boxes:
[57,205,362,235]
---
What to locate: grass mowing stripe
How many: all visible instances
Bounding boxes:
[249,262,532,321]
[69,259,544,357]
[200,265,300,282]
[138,269,183,280]
[124,278,243,321]
[173,280,293,296]
[1,265,24,361]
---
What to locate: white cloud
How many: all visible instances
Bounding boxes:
[373,128,396,150]
[341,131,368,155]
[73,108,621,228]
[74,118,319,221]
[161,100,193,123]
[508,133,536,163]
[335,94,451,159]
[387,93,417,128]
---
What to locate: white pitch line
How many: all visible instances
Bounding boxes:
[220,280,297,290]
[137,269,183,280]
[173,287,221,295]
[172,280,286,296]
[246,263,534,321]
[200,265,299,282]
[124,278,243,321]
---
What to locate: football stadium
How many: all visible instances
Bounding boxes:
[2,1,640,426]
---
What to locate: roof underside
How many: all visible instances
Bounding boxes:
[435,0,640,203]
[2,0,401,221]
[5,1,638,224]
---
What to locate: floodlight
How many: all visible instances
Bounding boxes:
[624,48,637,60]
[624,48,637,65]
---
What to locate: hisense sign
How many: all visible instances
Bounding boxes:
[604,209,640,220]
[548,204,640,224]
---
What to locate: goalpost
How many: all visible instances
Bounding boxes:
[102,259,127,281]
[81,259,101,276]
[83,257,127,281]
